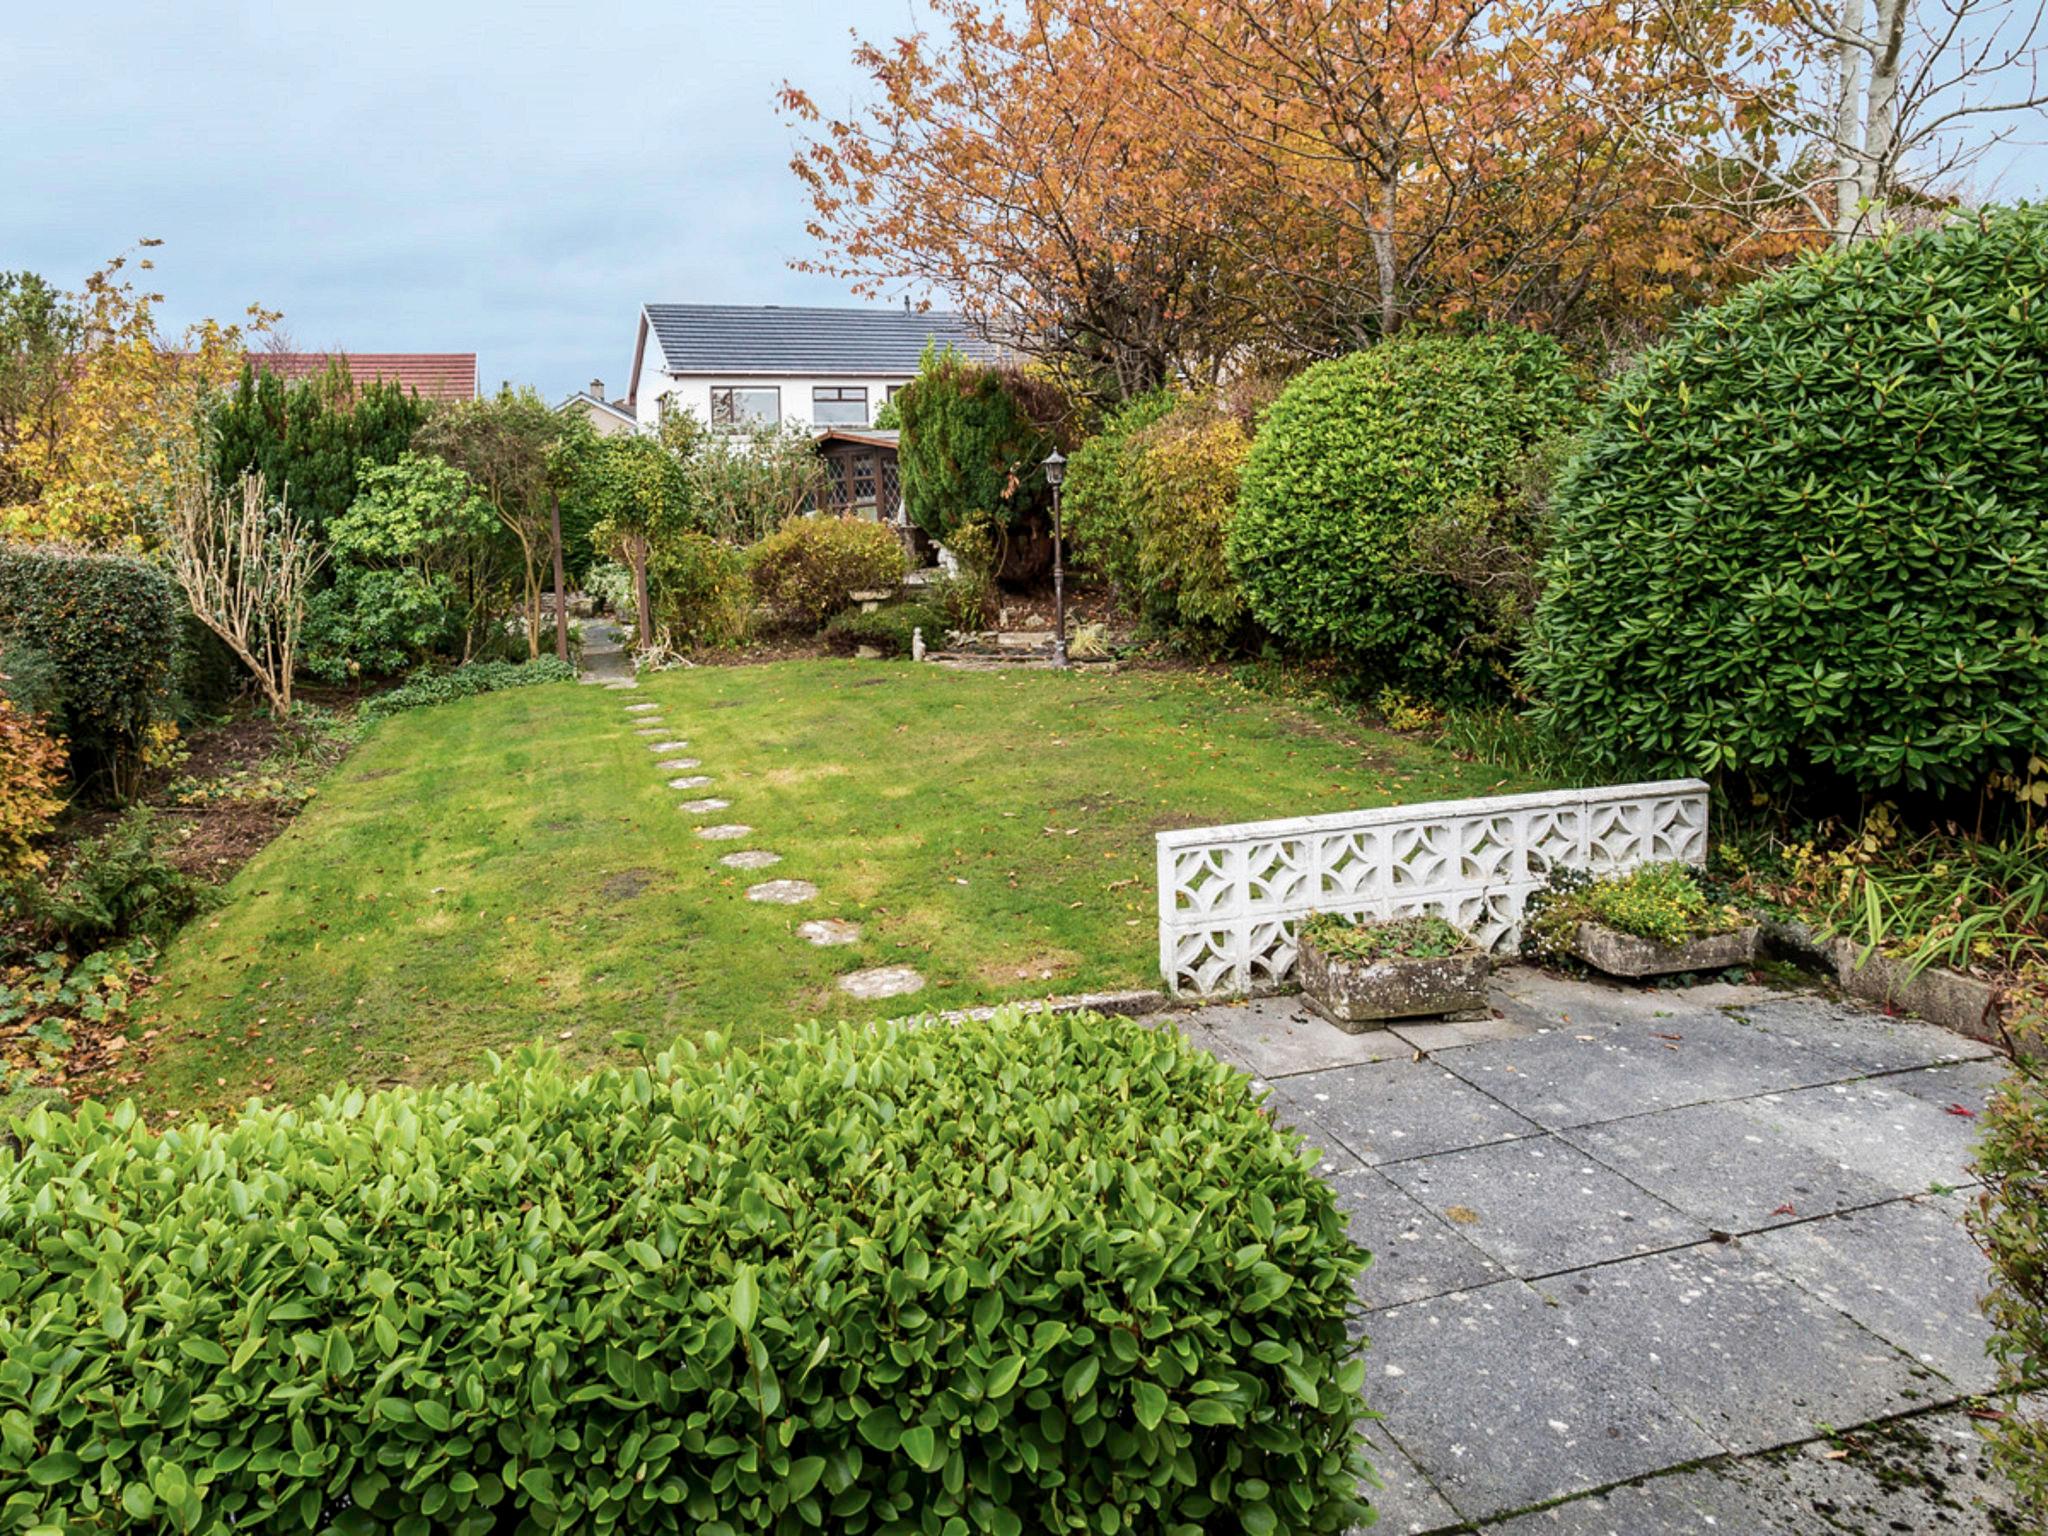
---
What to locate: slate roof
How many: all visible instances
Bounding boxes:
[643,305,1001,375]
[248,352,477,401]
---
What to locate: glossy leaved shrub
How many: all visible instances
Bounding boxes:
[0,1010,1374,1534]
[1228,331,1581,689]
[1527,205,2048,796]
[0,544,181,797]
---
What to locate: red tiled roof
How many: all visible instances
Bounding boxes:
[247,352,477,402]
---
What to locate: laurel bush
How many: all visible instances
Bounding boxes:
[0,1009,1374,1534]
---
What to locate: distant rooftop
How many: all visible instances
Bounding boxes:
[247,352,478,402]
[643,304,1001,375]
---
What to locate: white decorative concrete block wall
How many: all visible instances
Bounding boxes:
[1155,780,1710,996]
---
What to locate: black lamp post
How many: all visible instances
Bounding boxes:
[1043,448,1069,668]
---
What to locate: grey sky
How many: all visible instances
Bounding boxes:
[5,1,2043,401]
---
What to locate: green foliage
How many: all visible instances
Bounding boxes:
[896,344,1057,543]
[0,944,150,1088]
[871,393,902,430]
[0,544,180,797]
[648,531,753,649]
[209,359,428,539]
[302,452,504,680]
[1062,388,1176,597]
[1527,206,2048,798]
[0,271,82,508]
[0,1009,1373,1534]
[1522,863,1745,958]
[750,516,909,630]
[1300,912,1468,961]
[1125,400,1254,654]
[822,601,947,657]
[357,657,575,723]
[9,810,214,951]
[1230,331,1581,690]
[1971,988,2048,1522]
[678,422,819,546]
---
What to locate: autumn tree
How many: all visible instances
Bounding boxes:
[2,245,273,549]
[0,271,83,511]
[782,1,1258,398]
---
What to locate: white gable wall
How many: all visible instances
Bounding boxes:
[635,373,916,433]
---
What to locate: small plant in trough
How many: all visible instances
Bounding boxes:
[1295,912,1490,1030]
[1524,863,1756,978]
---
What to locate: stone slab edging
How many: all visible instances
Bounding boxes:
[1156,780,1711,997]
[1762,919,2004,1046]
[914,989,1176,1027]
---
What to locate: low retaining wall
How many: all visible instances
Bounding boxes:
[1155,780,1711,997]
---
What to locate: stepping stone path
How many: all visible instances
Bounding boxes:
[746,879,818,904]
[839,965,925,1000]
[621,706,870,973]
[798,919,861,947]
[603,680,636,691]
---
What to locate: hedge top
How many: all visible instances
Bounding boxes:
[0,1009,1373,1535]
[1529,204,2048,794]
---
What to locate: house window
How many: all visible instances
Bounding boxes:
[812,385,869,426]
[851,451,877,507]
[710,386,780,429]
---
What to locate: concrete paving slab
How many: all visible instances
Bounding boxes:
[1562,1099,1902,1233]
[1324,1162,1504,1311]
[1380,1135,1706,1277]
[1187,996,1404,1079]
[1359,1424,1464,1536]
[1727,993,1995,1074]
[1731,1411,2022,1533]
[1535,1242,1933,1455]
[1388,1013,1538,1053]
[1745,1199,1998,1393]
[1880,1055,2009,1117]
[1437,1011,1852,1131]
[1262,1058,1542,1166]
[1741,1076,1985,1196]
[1364,1279,1723,1520]
[1487,1462,1801,1534]
[1487,966,1723,1031]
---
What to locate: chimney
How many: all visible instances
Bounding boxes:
[589,378,605,401]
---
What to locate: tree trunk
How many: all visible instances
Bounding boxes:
[550,493,569,663]
[629,534,652,649]
[1374,165,1402,337]
[1862,0,1908,227]
[1833,0,1870,243]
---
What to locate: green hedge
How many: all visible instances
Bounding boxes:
[822,601,948,658]
[0,543,181,795]
[1229,332,1580,691]
[358,657,577,722]
[0,1010,1373,1534]
[1527,205,2048,796]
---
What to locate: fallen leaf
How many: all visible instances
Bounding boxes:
[1945,1103,1976,1118]
[1769,1202,1796,1217]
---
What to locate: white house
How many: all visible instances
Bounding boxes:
[623,303,1003,433]
[555,378,640,436]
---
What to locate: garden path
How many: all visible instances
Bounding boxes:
[1177,968,2021,1534]
[579,618,633,686]
[618,700,920,997]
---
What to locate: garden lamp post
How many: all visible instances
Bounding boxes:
[1043,448,1069,668]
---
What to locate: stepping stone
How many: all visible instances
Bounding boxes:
[669,775,713,789]
[648,740,689,753]
[697,824,752,840]
[633,727,667,737]
[655,758,701,771]
[799,918,862,947]
[746,879,818,904]
[839,965,924,1000]
[720,850,782,869]
[603,680,636,690]
[680,798,730,813]
[625,703,658,713]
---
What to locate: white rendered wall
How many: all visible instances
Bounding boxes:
[1155,781,1712,996]
[634,374,915,432]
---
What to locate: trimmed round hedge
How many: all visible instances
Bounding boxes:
[1228,331,1581,686]
[1527,205,2048,796]
[0,1010,1373,1534]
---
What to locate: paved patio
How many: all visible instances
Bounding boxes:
[1178,967,2025,1533]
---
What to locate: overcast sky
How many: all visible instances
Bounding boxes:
[5,0,2043,401]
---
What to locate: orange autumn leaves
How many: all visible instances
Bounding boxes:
[782,0,1816,384]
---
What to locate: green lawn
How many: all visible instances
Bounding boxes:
[140,661,1537,1112]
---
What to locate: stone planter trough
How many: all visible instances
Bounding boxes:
[1297,932,1491,1032]
[1571,920,1759,980]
